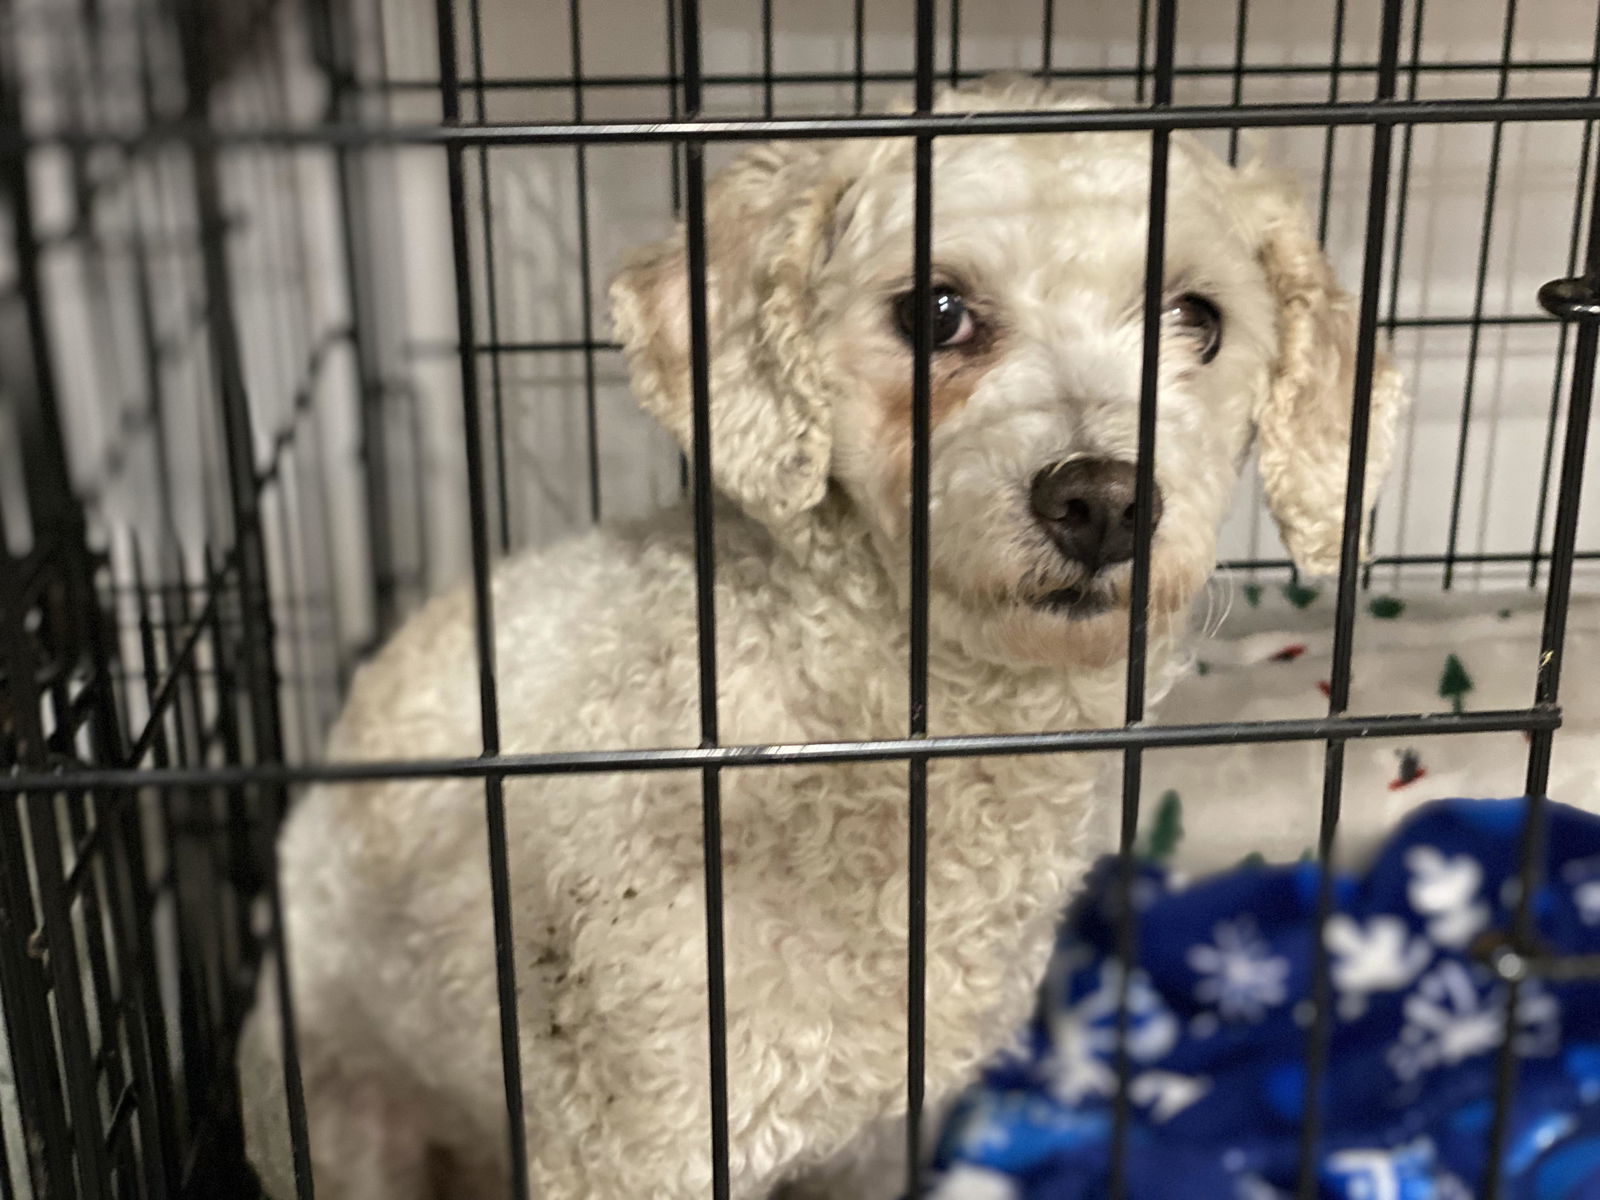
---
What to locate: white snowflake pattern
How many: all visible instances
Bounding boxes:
[1232,1176,1288,1200]
[1045,960,1178,1103]
[1325,1137,1453,1200]
[956,1095,1016,1157]
[1563,856,1600,925]
[929,1164,1018,1200]
[1576,882,1600,925]
[1324,914,1433,1019]
[1387,960,1560,1082]
[1128,1070,1211,1122]
[1405,847,1489,948]
[1188,916,1291,1022]
[1042,961,1207,1120]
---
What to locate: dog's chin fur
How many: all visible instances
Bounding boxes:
[239,74,1407,1200]
[942,585,1197,673]
[924,549,1209,673]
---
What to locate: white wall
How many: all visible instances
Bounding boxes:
[376,0,1600,596]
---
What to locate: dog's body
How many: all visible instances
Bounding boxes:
[240,80,1405,1198]
[242,497,1151,1199]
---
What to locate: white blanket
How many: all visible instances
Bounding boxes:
[1102,586,1600,871]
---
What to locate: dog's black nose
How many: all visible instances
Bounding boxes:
[1029,458,1162,570]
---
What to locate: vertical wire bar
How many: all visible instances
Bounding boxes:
[0,1094,13,1200]
[127,166,182,551]
[171,11,312,1197]
[1134,0,1151,102]
[905,2,936,1189]
[118,548,181,1199]
[665,0,686,497]
[1367,0,1426,592]
[0,10,114,1185]
[947,0,960,86]
[569,0,603,524]
[171,568,221,1094]
[1225,0,1249,165]
[1441,0,1520,590]
[1382,0,1428,339]
[1482,168,1600,1200]
[24,789,112,1199]
[1040,0,1055,77]
[104,778,177,1200]
[1529,11,1600,586]
[665,0,684,214]
[135,550,207,1133]
[664,0,687,502]
[251,50,325,766]
[466,0,514,551]
[663,0,685,522]
[0,452,72,1199]
[1294,3,1404,1194]
[1107,5,1175,1198]
[1316,0,1349,247]
[69,516,167,1200]
[204,544,259,1033]
[266,61,356,719]
[434,1,530,1195]
[63,792,131,1184]
[761,0,775,117]
[315,0,397,634]
[853,0,866,112]
[678,4,730,1196]
[367,0,424,612]
[0,788,69,1200]
[9,38,139,1159]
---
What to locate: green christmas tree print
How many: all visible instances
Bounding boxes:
[1143,790,1184,861]
[1282,581,1320,609]
[1368,596,1405,619]
[1438,654,1474,714]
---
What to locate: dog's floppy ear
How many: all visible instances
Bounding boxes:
[610,142,846,532]
[1247,172,1408,577]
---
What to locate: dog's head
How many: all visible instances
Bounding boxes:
[611,78,1407,669]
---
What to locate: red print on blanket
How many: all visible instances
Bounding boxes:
[1388,748,1428,791]
[1271,643,1308,663]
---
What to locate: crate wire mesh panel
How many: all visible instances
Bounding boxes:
[1,0,1599,1196]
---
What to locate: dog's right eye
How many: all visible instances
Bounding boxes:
[1166,293,1223,364]
[894,286,976,349]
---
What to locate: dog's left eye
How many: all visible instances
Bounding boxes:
[894,286,977,349]
[1166,293,1223,364]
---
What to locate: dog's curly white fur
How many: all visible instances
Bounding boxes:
[239,78,1406,1199]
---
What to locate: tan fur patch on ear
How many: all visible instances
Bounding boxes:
[608,143,843,535]
[1248,173,1408,577]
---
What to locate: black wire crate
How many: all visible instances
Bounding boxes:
[3,0,1600,1197]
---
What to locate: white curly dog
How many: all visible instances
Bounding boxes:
[240,79,1406,1199]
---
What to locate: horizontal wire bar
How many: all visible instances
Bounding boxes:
[1390,313,1554,328]
[405,338,624,356]
[373,56,1600,93]
[402,311,1559,363]
[1218,550,1600,571]
[1,707,1561,794]
[13,94,1600,153]
[1480,942,1600,983]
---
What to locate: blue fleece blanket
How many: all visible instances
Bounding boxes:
[928,799,1600,1199]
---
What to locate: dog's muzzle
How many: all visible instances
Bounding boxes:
[1027,458,1163,618]
[1029,458,1162,571]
